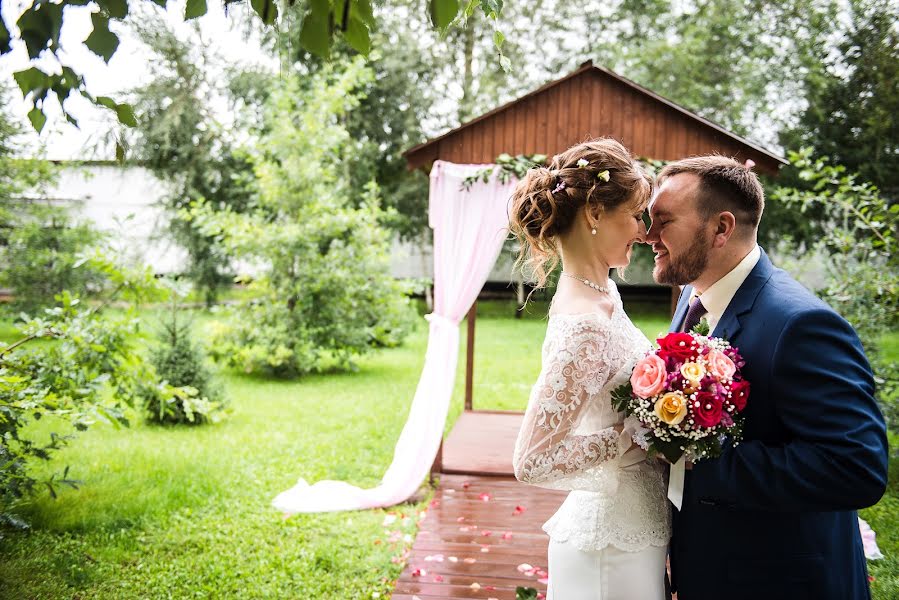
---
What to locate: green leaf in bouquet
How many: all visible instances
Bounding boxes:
[610,381,633,413]
[691,318,710,336]
[516,587,539,600]
[653,438,686,464]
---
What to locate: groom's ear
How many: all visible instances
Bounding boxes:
[711,211,737,248]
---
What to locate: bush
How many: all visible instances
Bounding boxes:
[0,202,107,316]
[0,254,172,516]
[141,306,224,425]
[190,59,415,377]
[773,149,899,433]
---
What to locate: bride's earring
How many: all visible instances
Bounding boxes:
[591,227,597,235]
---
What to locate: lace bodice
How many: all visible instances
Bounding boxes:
[513,282,671,551]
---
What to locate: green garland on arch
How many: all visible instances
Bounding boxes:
[460,153,669,191]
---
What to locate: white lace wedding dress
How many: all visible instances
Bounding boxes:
[513,282,671,600]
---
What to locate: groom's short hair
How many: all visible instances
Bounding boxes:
[658,155,765,229]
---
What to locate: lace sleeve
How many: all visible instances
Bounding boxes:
[513,315,629,493]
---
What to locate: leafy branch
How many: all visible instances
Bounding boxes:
[461,153,548,189]
[2,0,510,139]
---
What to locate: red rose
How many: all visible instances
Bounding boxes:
[730,380,750,412]
[693,391,723,428]
[657,332,699,361]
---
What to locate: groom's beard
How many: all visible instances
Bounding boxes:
[653,234,712,286]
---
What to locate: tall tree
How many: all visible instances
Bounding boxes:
[190,58,415,377]
[125,19,254,306]
[782,0,899,199]
[593,0,840,144]
[0,83,54,219]
[0,84,106,314]
[261,1,537,241]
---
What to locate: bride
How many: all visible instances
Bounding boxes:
[510,139,671,599]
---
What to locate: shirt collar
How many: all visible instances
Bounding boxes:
[693,245,761,320]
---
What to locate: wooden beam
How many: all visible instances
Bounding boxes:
[464,302,477,411]
[430,438,443,480]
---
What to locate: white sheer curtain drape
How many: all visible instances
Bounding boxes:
[272,161,516,513]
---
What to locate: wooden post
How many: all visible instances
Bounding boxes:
[464,302,476,411]
[430,439,443,481]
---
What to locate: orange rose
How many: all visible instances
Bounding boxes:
[654,392,688,426]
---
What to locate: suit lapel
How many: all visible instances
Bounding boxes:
[711,249,776,342]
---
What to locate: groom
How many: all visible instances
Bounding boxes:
[646,156,888,600]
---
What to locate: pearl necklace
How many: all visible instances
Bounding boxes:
[561,271,610,294]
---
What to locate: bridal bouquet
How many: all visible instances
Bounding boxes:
[612,328,750,464]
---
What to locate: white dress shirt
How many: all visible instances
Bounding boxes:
[691,245,761,335]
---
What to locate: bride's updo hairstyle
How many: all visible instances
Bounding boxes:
[509,138,651,288]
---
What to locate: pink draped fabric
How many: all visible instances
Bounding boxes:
[859,517,884,560]
[272,161,516,513]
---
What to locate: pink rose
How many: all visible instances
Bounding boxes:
[631,354,667,398]
[707,349,737,380]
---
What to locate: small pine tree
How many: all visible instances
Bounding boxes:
[142,303,224,425]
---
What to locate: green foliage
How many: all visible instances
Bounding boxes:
[462,153,548,188]
[140,302,224,425]
[3,0,508,135]
[0,83,106,315]
[0,255,173,515]
[342,45,437,241]
[189,58,415,377]
[0,307,438,597]
[0,83,55,211]
[773,149,898,431]
[272,10,453,242]
[595,0,838,141]
[0,203,106,315]
[127,20,255,306]
[517,586,539,600]
[782,0,899,199]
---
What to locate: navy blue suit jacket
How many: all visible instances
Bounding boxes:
[668,249,888,600]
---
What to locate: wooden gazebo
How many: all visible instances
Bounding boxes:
[404,60,786,479]
[406,61,784,174]
[394,61,785,599]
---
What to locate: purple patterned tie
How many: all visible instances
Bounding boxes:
[681,296,707,333]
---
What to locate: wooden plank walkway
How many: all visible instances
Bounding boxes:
[441,412,523,477]
[393,475,566,599]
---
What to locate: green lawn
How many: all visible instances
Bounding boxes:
[860,329,899,597]
[0,301,895,599]
[1,313,434,598]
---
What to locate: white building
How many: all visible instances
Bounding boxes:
[39,163,449,282]
[44,162,187,273]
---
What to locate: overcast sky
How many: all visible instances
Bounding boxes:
[0,0,275,160]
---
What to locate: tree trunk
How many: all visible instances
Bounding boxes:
[458,19,476,123]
